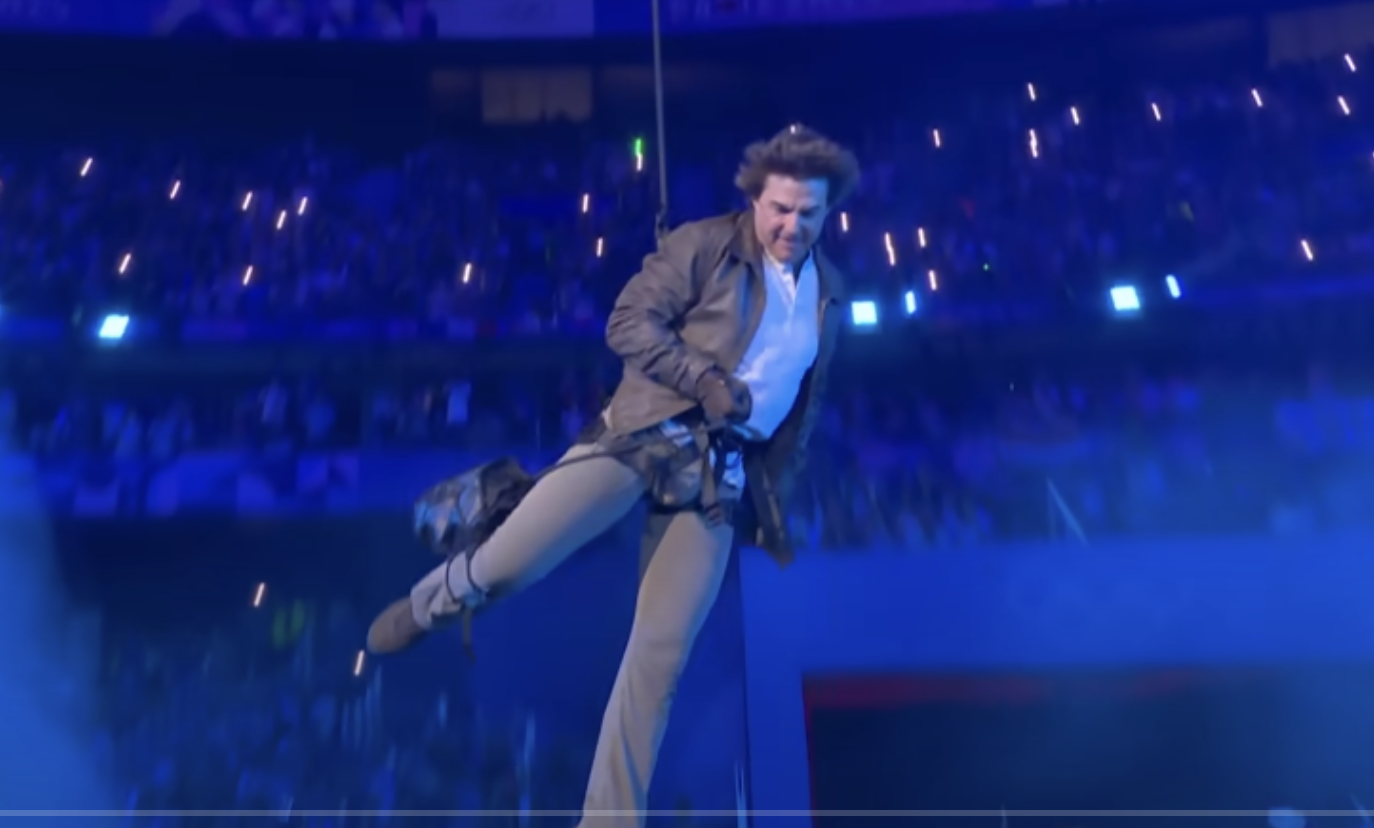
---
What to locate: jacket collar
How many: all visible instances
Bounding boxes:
[727,209,847,306]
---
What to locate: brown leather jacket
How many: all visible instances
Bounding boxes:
[603,210,846,565]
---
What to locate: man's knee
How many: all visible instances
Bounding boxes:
[624,623,693,693]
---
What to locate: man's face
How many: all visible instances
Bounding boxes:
[752,174,830,266]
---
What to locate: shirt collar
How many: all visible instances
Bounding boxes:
[763,249,810,275]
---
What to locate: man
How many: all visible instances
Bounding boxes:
[367,126,859,826]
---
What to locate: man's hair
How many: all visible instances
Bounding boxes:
[734,125,861,206]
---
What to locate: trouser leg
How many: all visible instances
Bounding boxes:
[579,508,734,828]
[411,441,646,627]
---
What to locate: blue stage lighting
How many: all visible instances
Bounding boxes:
[97,314,129,340]
[850,301,878,327]
[1109,286,1141,313]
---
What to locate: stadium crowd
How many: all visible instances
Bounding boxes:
[96,602,604,824]
[6,345,1374,544]
[0,48,1371,545]
[1,48,1372,332]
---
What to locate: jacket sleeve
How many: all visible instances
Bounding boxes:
[605,225,720,401]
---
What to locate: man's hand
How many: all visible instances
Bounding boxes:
[696,370,752,425]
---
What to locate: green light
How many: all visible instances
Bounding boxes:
[633,137,644,156]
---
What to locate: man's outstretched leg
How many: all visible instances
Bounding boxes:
[368,441,647,653]
[579,508,734,828]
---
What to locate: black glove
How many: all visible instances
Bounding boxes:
[696,370,752,425]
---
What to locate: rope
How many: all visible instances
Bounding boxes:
[651,0,671,242]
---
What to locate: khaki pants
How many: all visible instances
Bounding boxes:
[409,441,735,828]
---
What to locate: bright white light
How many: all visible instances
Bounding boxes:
[98,314,129,340]
[242,265,254,285]
[1251,88,1263,108]
[462,263,473,284]
[353,650,366,677]
[241,191,253,211]
[839,212,849,233]
[1300,239,1314,261]
[1345,53,1357,72]
[297,196,308,216]
[276,210,287,231]
[80,157,93,177]
[252,582,266,608]
[1338,96,1351,116]
[1027,82,1037,101]
[118,253,132,275]
[1070,106,1080,126]
[595,237,604,258]
[1150,102,1162,121]
[883,233,895,266]
[904,291,917,315]
[1028,129,1039,158]
[850,301,878,327]
[927,269,939,291]
[581,193,590,214]
[931,128,942,148]
[917,227,926,248]
[1110,285,1141,313]
[635,154,644,172]
[1165,274,1181,298]
[169,180,181,199]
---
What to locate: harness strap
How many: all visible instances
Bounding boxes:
[444,551,491,659]
[695,428,742,527]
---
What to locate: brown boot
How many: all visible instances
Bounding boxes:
[368,558,482,656]
[366,597,430,655]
